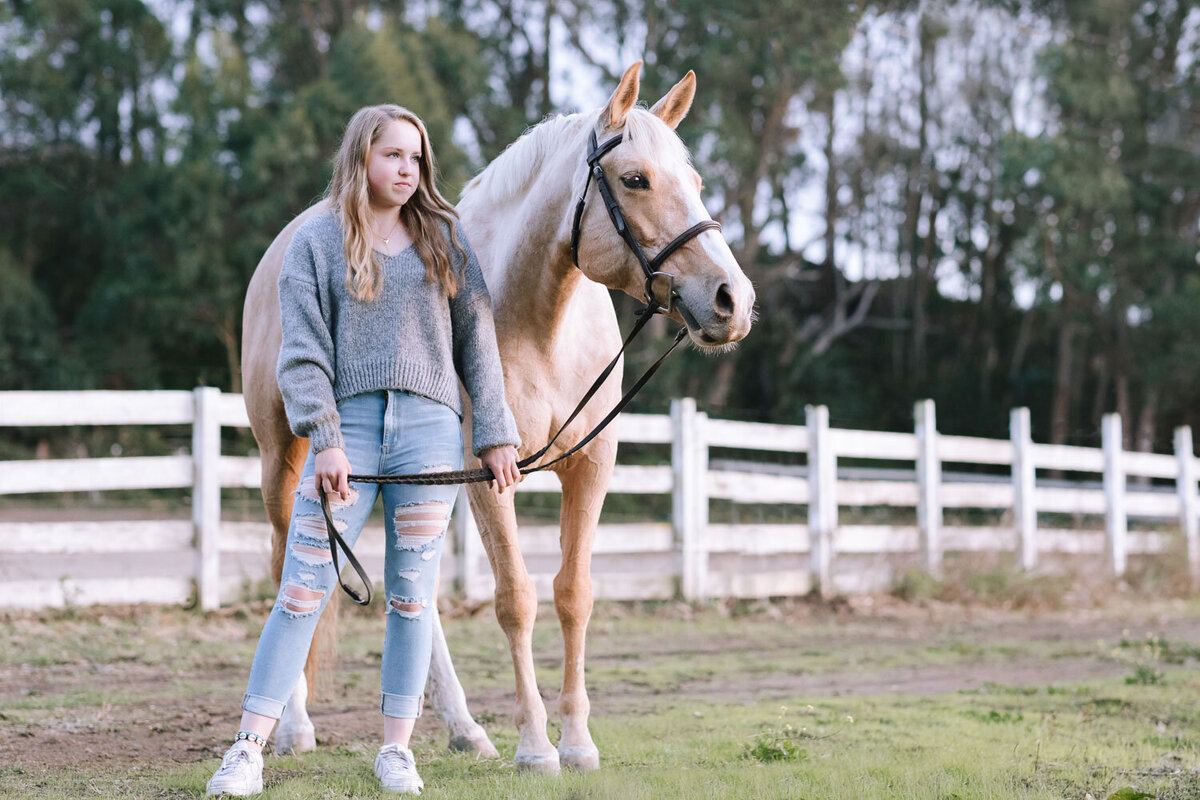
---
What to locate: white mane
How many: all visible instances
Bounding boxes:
[460,106,694,207]
[460,113,587,204]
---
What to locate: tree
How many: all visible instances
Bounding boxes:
[1016,0,1200,447]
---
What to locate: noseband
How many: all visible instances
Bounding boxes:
[569,129,721,313]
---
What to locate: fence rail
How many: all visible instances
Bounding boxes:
[2,389,1198,610]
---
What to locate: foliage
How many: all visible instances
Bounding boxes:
[891,564,1074,610]
[2,0,1199,456]
[892,567,943,604]
[0,248,60,389]
[741,705,812,763]
[1112,633,1169,686]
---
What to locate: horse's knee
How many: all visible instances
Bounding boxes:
[552,573,593,627]
[494,574,537,634]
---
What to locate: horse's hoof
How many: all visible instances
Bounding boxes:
[514,751,561,775]
[274,725,316,754]
[449,733,500,759]
[558,746,600,772]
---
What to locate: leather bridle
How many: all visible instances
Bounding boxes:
[320,123,724,604]
[570,128,722,313]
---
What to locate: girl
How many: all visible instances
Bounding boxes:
[207,105,521,796]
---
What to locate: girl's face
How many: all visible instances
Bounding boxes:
[367,119,422,210]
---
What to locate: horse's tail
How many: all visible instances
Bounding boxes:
[307,589,338,699]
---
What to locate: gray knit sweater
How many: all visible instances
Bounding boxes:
[276,209,521,456]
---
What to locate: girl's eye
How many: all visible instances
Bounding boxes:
[620,174,650,190]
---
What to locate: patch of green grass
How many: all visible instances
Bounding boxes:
[1126,663,1165,685]
[740,705,815,763]
[964,708,1024,723]
[6,600,1200,798]
[1102,632,1196,686]
[6,678,1200,798]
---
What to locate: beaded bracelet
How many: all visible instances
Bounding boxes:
[235,730,268,747]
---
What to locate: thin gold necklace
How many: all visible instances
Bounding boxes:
[375,215,401,247]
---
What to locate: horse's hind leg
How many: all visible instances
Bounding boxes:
[427,600,500,757]
[551,439,614,772]
[259,433,322,754]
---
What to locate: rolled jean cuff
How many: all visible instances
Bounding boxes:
[381,692,423,719]
[242,692,286,719]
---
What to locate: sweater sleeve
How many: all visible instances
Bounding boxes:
[276,233,344,454]
[448,230,522,456]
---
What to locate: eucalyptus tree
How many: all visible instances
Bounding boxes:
[1015,0,1200,447]
[0,0,174,387]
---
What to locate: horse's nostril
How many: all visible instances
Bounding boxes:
[714,283,735,318]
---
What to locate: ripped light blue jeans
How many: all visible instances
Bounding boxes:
[242,390,463,719]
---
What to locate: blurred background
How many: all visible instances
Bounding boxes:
[1,0,1198,452]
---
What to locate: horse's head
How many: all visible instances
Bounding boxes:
[571,62,756,350]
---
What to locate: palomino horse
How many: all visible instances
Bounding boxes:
[240,62,755,772]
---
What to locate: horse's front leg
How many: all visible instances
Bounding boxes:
[467,481,560,773]
[426,601,500,757]
[551,439,613,772]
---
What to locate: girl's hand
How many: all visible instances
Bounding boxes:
[315,447,352,501]
[481,445,521,495]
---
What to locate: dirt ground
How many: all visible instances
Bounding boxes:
[3,594,1199,773]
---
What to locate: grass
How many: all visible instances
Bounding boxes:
[5,679,1200,799]
[3,598,1200,799]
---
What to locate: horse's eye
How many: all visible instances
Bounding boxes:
[620,174,650,190]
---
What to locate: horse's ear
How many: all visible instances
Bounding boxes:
[602,61,642,129]
[649,70,696,130]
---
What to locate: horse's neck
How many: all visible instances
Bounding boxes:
[459,131,598,343]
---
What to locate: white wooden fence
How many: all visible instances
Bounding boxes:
[1,390,1197,611]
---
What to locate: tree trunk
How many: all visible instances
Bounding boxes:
[1089,352,1109,433]
[539,0,555,118]
[821,92,838,286]
[1115,370,1131,451]
[1050,322,1077,447]
[1005,308,1034,410]
[1135,388,1158,453]
[906,14,934,391]
[705,360,736,408]
[1130,387,1159,487]
[219,311,242,394]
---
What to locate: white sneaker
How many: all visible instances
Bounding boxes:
[206,740,264,796]
[374,743,424,795]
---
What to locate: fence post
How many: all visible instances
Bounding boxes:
[1102,412,1127,576]
[914,399,942,577]
[1011,407,1037,571]
[672,398,708,601]
[806,405,836,598]
[452,487,490,603]
[1174,426,1200,587]
[192,386,222,611]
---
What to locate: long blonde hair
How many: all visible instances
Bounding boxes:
[329,105,465,302]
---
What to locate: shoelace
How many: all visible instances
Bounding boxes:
[218,747,253,773]
[377,746,415,777]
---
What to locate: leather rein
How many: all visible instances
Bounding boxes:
[320,127,722,604]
